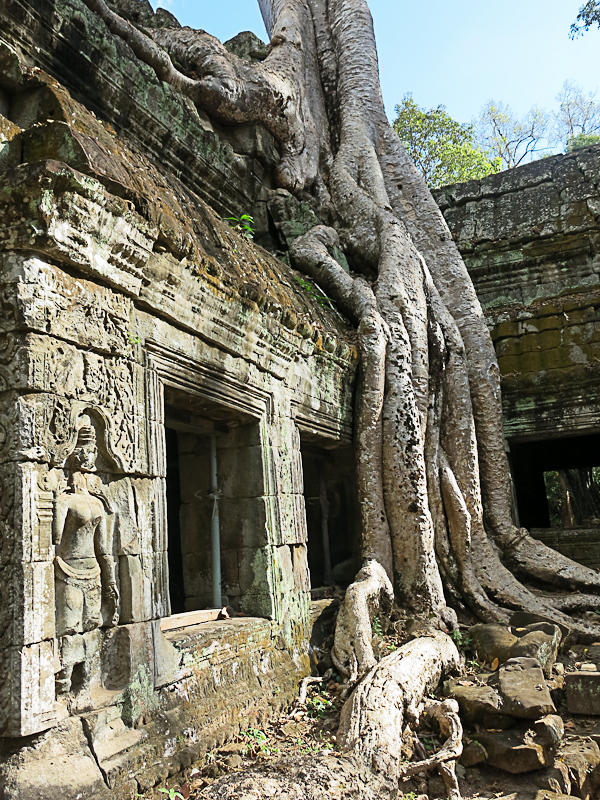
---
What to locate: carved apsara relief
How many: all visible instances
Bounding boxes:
[52,414,120,708]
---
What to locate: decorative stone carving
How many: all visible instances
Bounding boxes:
[53,415,119,705]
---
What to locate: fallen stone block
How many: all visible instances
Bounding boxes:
[532,714,564,749]
[534,759,572,795]
[558,737,600,800]
[468,622,562,677]
[474,727,552,773]
[534,792,580,800]
[469,623,517,665]
[499,657,556,720]
[565,670,600,715]
[510,611,573,648]
[459,740,487,767]
[511,623,561,678]
[443,676,501,724]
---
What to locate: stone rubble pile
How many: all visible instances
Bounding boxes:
[440,618,600,799]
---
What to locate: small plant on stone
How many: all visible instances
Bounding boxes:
[158,789,184,800]
[294,275,335,309]
[306,693,336,719]
[241,727,280,756]
[451,629,472,650]
[371,615,383,637]
[125,331,141,358]
[225,214,255,241]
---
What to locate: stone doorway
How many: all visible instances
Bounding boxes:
[300,442,360,593]
[511,433,600,567]
[164,388,263,615]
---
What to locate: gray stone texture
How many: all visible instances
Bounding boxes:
[498,657,556,720]
[435,146,600,444]
[566,670,600,715]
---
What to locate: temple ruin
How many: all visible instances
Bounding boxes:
[1,0,600,798]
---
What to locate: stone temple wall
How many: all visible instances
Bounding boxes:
[435,148,600,558]
[0,1,356,796]
[435,149,600,441]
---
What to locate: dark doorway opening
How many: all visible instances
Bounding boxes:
[301,443,360,590]
[511,433,600,530]
[165,427,186,614]
[163,386,262,616]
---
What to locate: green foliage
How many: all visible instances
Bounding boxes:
[544,470,564,527]
[393,93,500,189]
[241,727,280,756]
[306,693,336,719]
[451,629,472,649]
[295,275,335,309]
[568,132,600,151]
[125,330,141,359]
[571,1,600,37]
[371,615,383,637]
[158,789,184,800]
[293,733,335,754]
[225,213,255,240]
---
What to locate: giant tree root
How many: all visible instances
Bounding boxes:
[399,699,463,800]
[202,631,461,800]
[332,559,393,682]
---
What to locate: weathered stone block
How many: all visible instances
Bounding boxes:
[152,620,182,688]
[150,551,170,619]
[511,624,561,678]
[221,548,241,597]
[271,493,308,546]
[558,737,600,799]
[119,555,145,625]
[469,623,517,665]
[0,641,56,737]
[510,611,573,646]
[566,670,600,715]
[0,716,111,797]
[445,679,502,724]
[475,727,551,773]
[0,254,132,355]
[292,544,310,594]
[218,444,267,498]
[101,622,154,693]
[180,549,211,603]
[180,496,273,553]
[1,560,55,647]
[238,547,272,597]
[499,657,556,719]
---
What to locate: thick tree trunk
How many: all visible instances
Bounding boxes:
[80,0,600,795]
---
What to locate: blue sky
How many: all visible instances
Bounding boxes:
[149,1,600,125]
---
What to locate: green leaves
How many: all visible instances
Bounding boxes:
[393,93,500,189]
[224,214,255,240]
[571,1,600,37]
[306,694,336,719]
[158,789,184,800]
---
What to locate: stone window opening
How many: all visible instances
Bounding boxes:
[300,441,361,597]
[511,433,600,568]
[163,388,265,625]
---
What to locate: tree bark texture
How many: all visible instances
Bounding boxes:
[79,0,600,796]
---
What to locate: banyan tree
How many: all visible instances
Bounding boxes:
[81,1,600,796]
